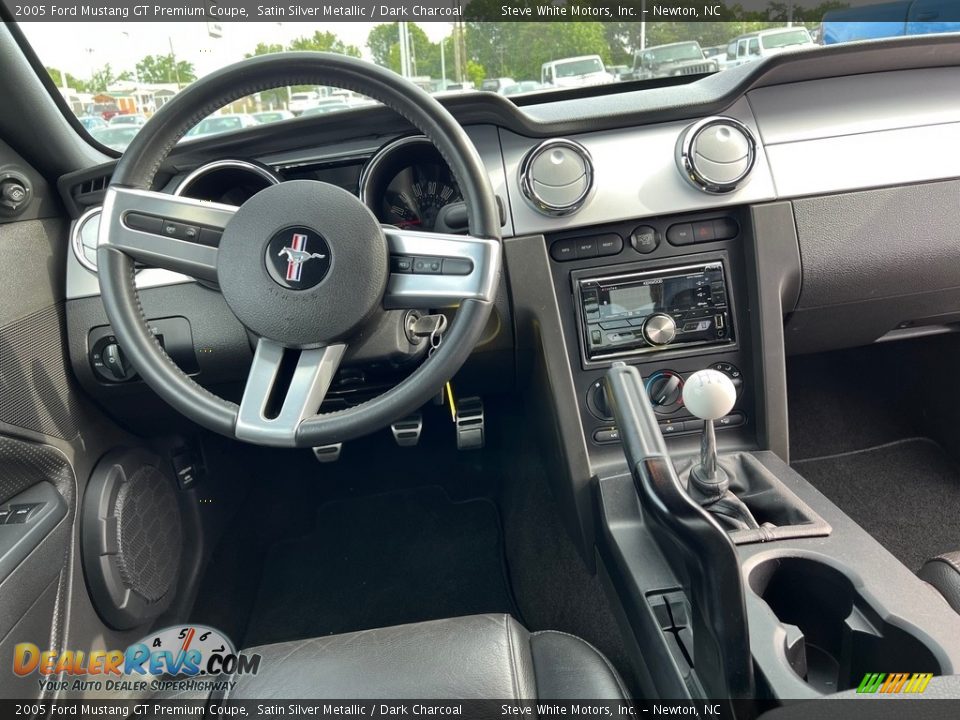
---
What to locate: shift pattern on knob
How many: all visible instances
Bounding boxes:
[682,369,736,420]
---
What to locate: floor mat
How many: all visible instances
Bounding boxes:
[241,486,518,647]
[794,438,960,571]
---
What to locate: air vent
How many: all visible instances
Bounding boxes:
[676,117,756,194]
[72,174,111,208]
[72,207,102,272]
[520,139,593,216]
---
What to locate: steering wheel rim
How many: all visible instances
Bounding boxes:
[97,52,501,448]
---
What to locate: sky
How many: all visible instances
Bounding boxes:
[20,22,453,81]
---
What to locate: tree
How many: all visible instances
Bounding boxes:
[88,64,117,93]
[287,31,361,57]
[135,54,197,86]
[45,66,87,92]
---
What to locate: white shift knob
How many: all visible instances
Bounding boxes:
[682,369,737,421]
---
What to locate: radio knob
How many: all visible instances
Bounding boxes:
[642,313,677,346]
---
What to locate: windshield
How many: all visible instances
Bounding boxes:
[554,58,605,78]
[761,29,813,49]
[17,16,960,152]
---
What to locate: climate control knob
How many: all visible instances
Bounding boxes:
[642,313,677,346]
[645,370,685,414]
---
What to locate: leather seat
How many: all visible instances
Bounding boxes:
[919,551,960,613]
[223,614,628,700]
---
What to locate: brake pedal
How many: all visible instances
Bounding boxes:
[455,397,485,450]
[391,414,423,447]
[312,444,342,463]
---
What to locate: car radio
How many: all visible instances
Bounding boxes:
[577,262,734,361]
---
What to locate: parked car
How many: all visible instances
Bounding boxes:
[108,114,147,127]
[480,77,516,93]
[500,81,547,96]
[630,41,719,81]
[820,0,960,44]
[541,55,614,88]
[288,90,322,115]
[184,113,259,138]
[89,124,139,151]
[252,110,295,124]
[726,27,816,67]
[77,115,107,131]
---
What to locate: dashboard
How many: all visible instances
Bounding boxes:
[58,36,960,464]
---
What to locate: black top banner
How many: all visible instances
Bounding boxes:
[6,0,960,23]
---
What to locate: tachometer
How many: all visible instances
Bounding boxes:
[361,137,463,233]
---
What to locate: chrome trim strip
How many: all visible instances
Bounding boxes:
[173,159,281,198]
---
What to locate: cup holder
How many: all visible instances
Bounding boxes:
[749,557,941,694]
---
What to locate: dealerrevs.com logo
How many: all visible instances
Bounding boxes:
[13,625,261,694]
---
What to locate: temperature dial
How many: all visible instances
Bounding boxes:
[642,313,677,346]
[645,370,684,415]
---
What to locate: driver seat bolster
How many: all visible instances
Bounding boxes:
[224,614,628,700]
[919,551,960,614]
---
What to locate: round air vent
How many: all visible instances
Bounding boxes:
[72,206,102,272]
[520,139,593,216]
[677,117,756,194]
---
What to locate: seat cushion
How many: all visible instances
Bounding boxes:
[225,614,628,700]
[919,552,960,614]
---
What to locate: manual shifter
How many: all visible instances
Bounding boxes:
[682,370,760,530]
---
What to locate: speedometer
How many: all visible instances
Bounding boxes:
[360,137,463,233]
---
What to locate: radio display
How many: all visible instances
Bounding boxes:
[603,284,658,318]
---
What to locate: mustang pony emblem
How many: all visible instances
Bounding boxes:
[278,233,326,282]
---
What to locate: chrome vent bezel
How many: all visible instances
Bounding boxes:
[71,206,102,273]
[519,138,594,216]
[677,116,757,195]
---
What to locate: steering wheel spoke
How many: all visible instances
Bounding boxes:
[100,186,235,282]
[236,338,347,447]
[382,227,500,309]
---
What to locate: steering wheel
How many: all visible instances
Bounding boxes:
[97,53,502,448]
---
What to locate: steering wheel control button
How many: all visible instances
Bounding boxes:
[124,212,164,234]
[391,256,414,273]
[441,258,474,275]
[630,226,659,254]
[412,257,443,274]
[266,226,332,290]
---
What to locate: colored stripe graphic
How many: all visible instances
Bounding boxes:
[857,672,933,694]
[286,233,307,281]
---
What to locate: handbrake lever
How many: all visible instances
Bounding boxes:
[603,362,755,703]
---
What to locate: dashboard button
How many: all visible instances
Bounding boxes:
[713,217,739,240]
[682,419,704,433]
[593,428,621,444]
[717,412,745,428]
[630,225,659,254]
[693,221,716,242]
[442,258,473,275]
[575,237,598,258]
[659,420,683,435]
[550,239,576,262]
[666,223,695,246]
[596,234,623,257]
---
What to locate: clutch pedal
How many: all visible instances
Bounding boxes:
[312,444,342,463]
[455,397,485,450]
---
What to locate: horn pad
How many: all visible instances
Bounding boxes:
[217,180,389,347]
